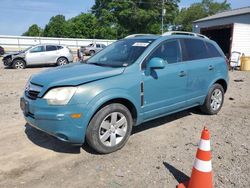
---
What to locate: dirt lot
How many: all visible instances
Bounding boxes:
[0,62,249,188]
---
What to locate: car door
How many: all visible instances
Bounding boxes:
[180,38,211,106]
[43,45,59,63]
[25,45,46,65]
[142,39,188,121]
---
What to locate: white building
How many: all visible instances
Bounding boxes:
[193,7,250,58]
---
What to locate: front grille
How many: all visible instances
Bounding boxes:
[25,82,43,100]
[25,90,40,100]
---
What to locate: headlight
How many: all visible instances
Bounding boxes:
[24,77,31,90]
[43,87,77,105]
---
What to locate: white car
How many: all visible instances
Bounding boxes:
[2,44,74,69]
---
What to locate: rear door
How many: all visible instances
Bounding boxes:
[180,38,211,106]
[44,45,59,63]
[26,45,46,65]
[142,39,188,120]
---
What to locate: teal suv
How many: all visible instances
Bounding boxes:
[21,32,229,153]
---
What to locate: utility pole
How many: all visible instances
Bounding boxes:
[161,0,166,34]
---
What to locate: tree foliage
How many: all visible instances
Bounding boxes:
[22,24,43,36]
[22,0,231,38]
[43,15,68,37]
[174,0,231,31]
[92,0,179,38]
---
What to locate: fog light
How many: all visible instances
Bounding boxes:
[70,113,82,118]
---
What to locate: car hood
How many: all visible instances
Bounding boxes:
[30,62,125,89]
[3,51,23,58]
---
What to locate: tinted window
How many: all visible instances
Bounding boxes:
[147,40,181,64]
[57,45,63,50]
[96,44,101,48]
[30,46,45,53]
[205,42,222,58]
[46,45,57,51]
[182,39,208,61]
[87,38,154,67]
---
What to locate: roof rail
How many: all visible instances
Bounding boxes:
[162,31,208,39]
[124,34,153,38]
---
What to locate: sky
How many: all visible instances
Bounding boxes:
[0,0,249,36]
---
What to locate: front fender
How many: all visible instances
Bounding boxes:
[86,88,140,122]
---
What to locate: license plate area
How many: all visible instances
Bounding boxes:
[20,98,29,115]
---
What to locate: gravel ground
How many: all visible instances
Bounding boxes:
[0,62,249,188]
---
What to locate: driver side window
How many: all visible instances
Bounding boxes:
[30,46,45,53]
[142,39,181,69]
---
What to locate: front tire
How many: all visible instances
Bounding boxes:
[57,57,68,66]
[12,59,26,69]
[200,83,224,115]
[86,103,133,154]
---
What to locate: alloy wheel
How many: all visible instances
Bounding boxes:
[210,89,222,111]
[99,112,128,147]
[15,61,24,69]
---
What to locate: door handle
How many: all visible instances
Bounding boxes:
[178,71,187,77]
[208,65,214,70]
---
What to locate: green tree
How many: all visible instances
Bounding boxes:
[92,0,180,38]
[66,13,98,38]
[43,15,68,37]
[22,24,43,36]
[174,0,231,31]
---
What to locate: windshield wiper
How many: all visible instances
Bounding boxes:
[88,62,105,66]
[88,62,125,68]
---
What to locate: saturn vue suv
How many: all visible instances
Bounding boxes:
[3,44,73,69]
[20,32,229,153]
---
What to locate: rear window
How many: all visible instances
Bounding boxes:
[181,39,209,61]
[205,42,222,58]
[46,45,57,51]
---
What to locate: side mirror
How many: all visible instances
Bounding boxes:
[145,57,166,76]
[147,57,166,70]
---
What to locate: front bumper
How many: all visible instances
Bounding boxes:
[21,95,89,144]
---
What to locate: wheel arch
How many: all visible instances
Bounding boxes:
[57,56,69,62]
[12,57,26,65]
[214,79,227,93]
[86,94,139,130]
[95,98,137,125]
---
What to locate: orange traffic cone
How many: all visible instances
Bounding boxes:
[177,127,213,188]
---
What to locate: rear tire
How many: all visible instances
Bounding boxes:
[12,59,26,69]
[200,83,224,115]
[86,103,133,154]
[57,57,68,66]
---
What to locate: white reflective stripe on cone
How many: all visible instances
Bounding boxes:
[198,139,211,151]
[194,158,212,172]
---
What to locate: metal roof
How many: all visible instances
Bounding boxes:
[193,6,250,23]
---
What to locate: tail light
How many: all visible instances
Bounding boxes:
[225,56,230,70]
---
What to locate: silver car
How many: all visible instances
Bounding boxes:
[2,44,73,69]
[82,43,106,56]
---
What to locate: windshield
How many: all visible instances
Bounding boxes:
[22,46,33,52]
[86,38,154,67]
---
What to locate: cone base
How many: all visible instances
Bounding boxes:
[189,168,213,188]
[177,181,189,188]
